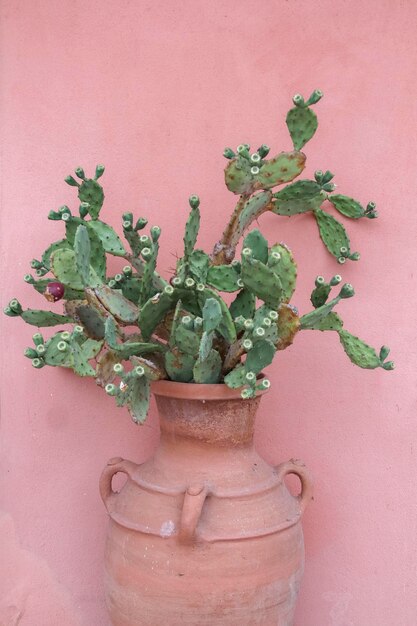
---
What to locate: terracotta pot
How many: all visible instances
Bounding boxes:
[100,381,313,626]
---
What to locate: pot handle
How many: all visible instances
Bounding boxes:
[179,485,208,544]
[99,456,138,513]
[275,458,313,515]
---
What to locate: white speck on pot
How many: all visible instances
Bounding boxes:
[160,520,175,537]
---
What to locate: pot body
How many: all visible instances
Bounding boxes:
[100,381,313,626]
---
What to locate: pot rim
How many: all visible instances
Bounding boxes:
[151,377,268,401]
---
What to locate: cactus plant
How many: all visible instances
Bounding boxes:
[4,92,393,423]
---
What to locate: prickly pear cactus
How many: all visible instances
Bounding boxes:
[4,93,393,424]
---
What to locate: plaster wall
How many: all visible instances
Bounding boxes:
[1,1,416,624]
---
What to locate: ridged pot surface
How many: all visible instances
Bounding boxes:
[100,381,313,626]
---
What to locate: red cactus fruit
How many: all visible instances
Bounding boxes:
[44,282,65,302]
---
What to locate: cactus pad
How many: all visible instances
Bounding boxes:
[256,151,306,190]
[314,209,351,260]
[241,256,282,309]
[229,289,256,320]
[87,220,126,255]
[272,180,325,216]
[243,229,269,264]
[78,178,104,220]
[329,195,366,219]
[276,304,300,350]
[224,156,254,194]
[269,243,297,303]
[193,349,222,383]
[286,106,318,150]
[338,330,382,369]
[206,264,240,292]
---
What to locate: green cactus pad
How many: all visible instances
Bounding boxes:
[224,363,246,389]
[300,294,343,330]
[121,276,142,303]
[199,331,214,361]
[20,310,73,327]
[31,279,83,301]
[197,289,236,344]
[206,264,240,292]
[71,342,96,376]
[310,283,331,308]
[87,220,126,255]
[286,107,318,151]
[94,285,139,324]
[314,209,351,259]
[244,338,275,375]
[44,334,72,367]
[139,289,179,341]
[165,348,195,382]
[51,248,84,290]
[188,249,210,284]
[243,229,269,264]
[229,289,256,320]
[193,349,222,384]
[329,195,366,219]
[140,242,159,305]
[184,204,200,259]
[256,152,306,190]
[272,180,325,216]
[224,156,254,195]
[269,243,297,303]
[238,191,272,231]
[338,330,382,369]
[78,178,104,220]
[128,376,150,424]
[310,312,344,332]
[74,225,93,287]
[75,304,106,339]
[202,298,223,333]
[241,256,282,309]
[276,304,300,350]
[41,239,71,270]
[173,324,200,356]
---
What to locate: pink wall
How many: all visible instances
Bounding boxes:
[1,1,416,624]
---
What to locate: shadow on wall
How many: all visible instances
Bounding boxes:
[0,511,83,626]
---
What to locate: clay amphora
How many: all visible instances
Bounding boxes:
[99,380,313,626]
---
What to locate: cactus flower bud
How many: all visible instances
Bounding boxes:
[196,283,205,291]
[241,388,251,399]
[243,319,254,330]
[113,363,124,374]
[181,315,192,326]
[123,266,132,276]
[339,246,348,255]
[330,274,342,286]
[114,273,123,283]
[379,345,390,361]
[32,333,44,346]
[337,256,346,264]
[9,299,22,314]
[75,167,86,180]
[60,331,71,341]
[73,325,84,334]
[172,276,182,287]
[242,247,252,257]
[57,341,68,352]
[36,344,46,355]
[134,217,148,230]
[44,282,65,302]
[257,144,270,158]
[243,339,253,351]
[262,317,272,327]
[122,220,132,230]
[150,225,161,242]
[61,212,70,222]
[259,379,271,389]
[237,144,250,158]
[134,366,145,377]
[292,93,305,107]
[95,164,105,179]
[245,371,256,382]
[32,357,44,369]
[321,170,335,184]
[306,89,323,105]
[164,285,174,295]
[184,278,195,288]
[237,279,244,288]
[349,252,361,261]
[194,316,203,329]
[250,166,260,175]
[105,383,117,396]
[268,310,278,321]
[250,153,261,163]
[223,147,236,159]
[140,235,150,245]
[24,274,34,283]
[254,327,265,337]
[382,361,395,371]
[188,195,200,209]
[108,279,116,288]
[340,283,354,299]
[65,175,79,187]
[314,170,323,182]
[24,347,38,359]
[48,210,61,220]
[141,247,152,259]
[315,276,325,286]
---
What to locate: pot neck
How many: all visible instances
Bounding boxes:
[154,394,262,447]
